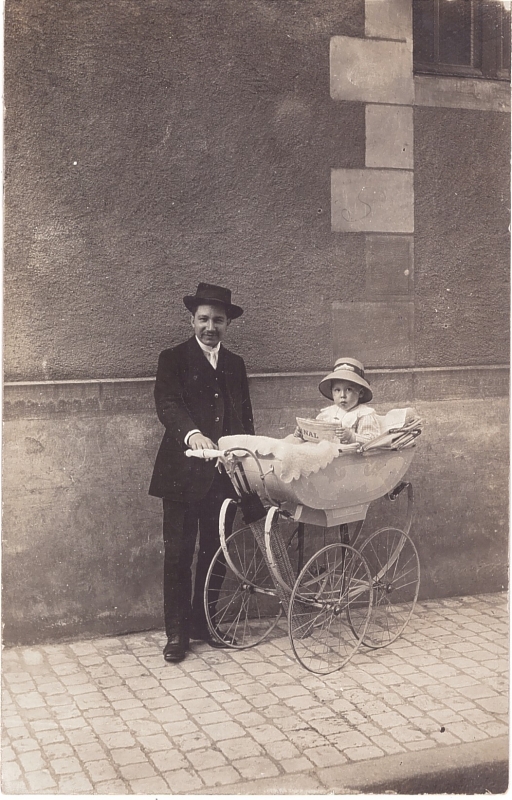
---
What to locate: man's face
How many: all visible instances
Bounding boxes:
[191,304,230,347]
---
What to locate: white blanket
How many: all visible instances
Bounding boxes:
[219,409,420,484]
[219,435,345,483]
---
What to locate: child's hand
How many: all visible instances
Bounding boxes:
[335,425,356,444]
[293,426,304,440]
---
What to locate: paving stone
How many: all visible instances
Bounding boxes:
[159,675,195,691]
[195,709,231,726]
[477,695,508,714]
[457,684,500,700]
[232,755,280,780]
[89,716,127,734]
[250,723,287,744]
[172,731,212,752]
[387,726,427,743]
[372,710,409,729]
[167,686,209,702]
[203,720,246,741]
[135,732,174,752]
[129,775,170,793]
[25,769,58,791]
[18,750,46,772]
[118,760,157,780]
[14,691,46,709]
[446,721,490,742]
[218,699,252,717]
[234,711,267,727]
[51,663,81,676]
[198,764,241,787]
[370,733,406,754]
[303,744,347,767]
[427,708,464,724]
[458,707,495,725]
[75,741,109,762]
[51,755,83,775]
[284,695,323,712]
[143,743,189,774]
[344,745,385,761]
[2,720,29,736]
[162,767,204,792]
[430,730,462,746]
[125,676,160,692]
[404,739,437,751]
[76,692,113,710]
[332,730,372,750]
[144,694,184,710]
[410,694,444,712]
[118,706,152,720]
[9,680,36,695]
[162,719,199,736]
[98,731,137,749]
[110,746,147,766]
[480,721,509,737]
[2,745,16,761]
[2,759,23,782]
[217,736,263,760]
[187,747,227,770]
[85,758,119,783]
[281,755,317,772]
[124,717,163,736]
[412,716,440,734]
[65,727,97,744]
[11,736,41,754]
[263,739,300,760]
[111,698,145,712]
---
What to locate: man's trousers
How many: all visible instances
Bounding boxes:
[162,470,236,638]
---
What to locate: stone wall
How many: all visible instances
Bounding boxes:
[3,368,508,646]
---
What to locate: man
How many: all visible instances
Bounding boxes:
[149,283,254,663]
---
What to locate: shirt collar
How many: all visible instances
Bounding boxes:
[195,336,221,355]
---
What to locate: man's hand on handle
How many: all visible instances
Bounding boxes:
[188,432,218,451]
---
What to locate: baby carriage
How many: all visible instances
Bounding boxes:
[187,408,422,674]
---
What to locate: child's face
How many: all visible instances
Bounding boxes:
[331,380,363,412]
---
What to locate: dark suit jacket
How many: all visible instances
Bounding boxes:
[149,336,254,502]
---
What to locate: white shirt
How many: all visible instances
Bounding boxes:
[195,336,220,369]
[316,403,381,444]
[184,338,221,445]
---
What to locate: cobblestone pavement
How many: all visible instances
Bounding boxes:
[2,592,508,795]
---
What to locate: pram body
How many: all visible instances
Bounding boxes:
[187,410,422,674]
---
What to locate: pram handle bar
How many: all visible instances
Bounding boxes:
[185,448,224,460]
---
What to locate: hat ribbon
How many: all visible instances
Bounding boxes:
[334,363,364,379]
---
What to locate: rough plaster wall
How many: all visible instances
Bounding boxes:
[414,107,510,366]
[5,0,365,381]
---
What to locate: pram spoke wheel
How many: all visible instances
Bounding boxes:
[204,524,282,649]
[288,543,373,674]
[351,527,420,648]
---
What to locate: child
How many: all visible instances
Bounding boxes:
[296,357,380,444]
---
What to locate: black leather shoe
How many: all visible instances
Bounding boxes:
[190,625,237,648]
[163,634,188,663]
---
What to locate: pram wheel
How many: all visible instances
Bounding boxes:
[204,523,282,649]
[349,527,420,648]
[288,543,373,674]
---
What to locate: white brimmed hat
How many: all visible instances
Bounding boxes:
[319,357,373,403]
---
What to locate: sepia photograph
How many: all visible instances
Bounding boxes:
[2,0,510,794]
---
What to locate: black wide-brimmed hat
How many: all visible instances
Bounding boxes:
[183,282,243,319]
